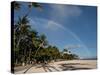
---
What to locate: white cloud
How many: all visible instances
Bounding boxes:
[39,4,82,31]
[29,4,82,31]
[50,4,82,18]
[64,44,81,49]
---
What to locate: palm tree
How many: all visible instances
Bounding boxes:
[53,46,60,61]
[14,15,31,65]
[62,49,69,60]
[27,30,38,64]
[45,45,60,62]
[12,1,42,11]
[28,2,42,9]
[12,1,21,10]
[12,1,44,67]
[14,15,30,48]
[63,49,68,52]
[34,34,48,62]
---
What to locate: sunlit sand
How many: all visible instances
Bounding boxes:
[15,60,97,74]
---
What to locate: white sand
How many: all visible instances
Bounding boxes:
[15,60,97,74]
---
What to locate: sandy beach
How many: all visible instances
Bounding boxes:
[15,60,97,74]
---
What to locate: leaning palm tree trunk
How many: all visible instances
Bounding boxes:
[34,41,44,62]
[28,49,32,64]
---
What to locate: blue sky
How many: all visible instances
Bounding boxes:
[14,2,97,59]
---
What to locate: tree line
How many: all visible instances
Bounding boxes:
[12,1,79,66]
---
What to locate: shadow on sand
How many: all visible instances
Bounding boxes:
[22,62,94,73]
[58,63,93,71]
[35,63,60,72]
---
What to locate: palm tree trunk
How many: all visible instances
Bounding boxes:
[34,41,44,61]
[29,49,31,64]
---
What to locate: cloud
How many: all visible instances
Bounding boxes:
[64,44,81,49]
[50,4,82,18]
[29,4,82,31]
[39,4,82,31]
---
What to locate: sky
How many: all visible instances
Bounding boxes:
[14,2,97,59]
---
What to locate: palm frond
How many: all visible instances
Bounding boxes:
[13,1,21,10]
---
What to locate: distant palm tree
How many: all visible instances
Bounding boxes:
[13,1,21,10]
[28,2,42,9]
[63,49,68,54]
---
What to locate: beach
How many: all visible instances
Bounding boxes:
[15,60,97,74]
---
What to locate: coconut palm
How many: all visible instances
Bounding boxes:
[28,2,42,9]
[12,1,21,10]
[33,34,48,62]
[14,15,32,65]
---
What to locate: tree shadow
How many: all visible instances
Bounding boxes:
[22,62,93,73]
[58,63,89,66]
[59,63,93,71]
[62,67,92,71]
[23,64,36,73]
[36,63,60,72]
[14,64,33,72]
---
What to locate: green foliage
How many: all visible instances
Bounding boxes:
[61,49,79,60]
[13,2,79,66]
[13,1,21,10]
